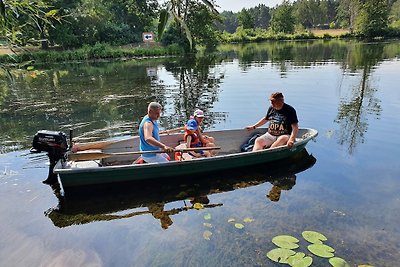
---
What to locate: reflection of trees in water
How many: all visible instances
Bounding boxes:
[1,56,227,147]
[219,41,389,154]
[2,41,399,150]
[335,43,383,154]
[161,55,227,130]
[219,40,353,74]
[0,60,176,146]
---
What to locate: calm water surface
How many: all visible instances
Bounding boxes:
[1,40,400,266]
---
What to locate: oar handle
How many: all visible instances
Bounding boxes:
[112,146,219,156]
[68,147,220,161]
[159,126,185,135]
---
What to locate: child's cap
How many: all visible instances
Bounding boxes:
[186,119,198,130]
[193,109,204,118]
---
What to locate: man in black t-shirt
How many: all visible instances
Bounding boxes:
[246,92,299,151]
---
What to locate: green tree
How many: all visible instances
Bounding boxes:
[355,0,389,37]
[158,0,219,51]
[238,8,254,29]
[0,0,59,46]
[218,11,238,33]
[294,0,323,28]
[389,0,400,26]
[270,1,295,33]
[162,2,221,51]
[48,0,158,48]
[187,3,221,50]
[251,4,271,29]
[391,0,400,18]
[337,0,360,30]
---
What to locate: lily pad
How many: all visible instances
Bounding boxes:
[266,248,296,263]
[307,244,335,258]
[234,223,245,229]
[203,223,212,228]
[243,217,254,223]
[288,252,313,267]
[204,213,211,220]
[193,203,204,210]
[272,235,300,249]
[329,257,351,267]
[203,230,212,240]
[227,218,236,223]
[302,230,328,244]
[287,252,305,264]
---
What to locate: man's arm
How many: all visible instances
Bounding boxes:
[143,122,173,151]
[246,117,268,130]
[287,123,299,148]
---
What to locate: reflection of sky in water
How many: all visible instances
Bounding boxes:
[1,43,400,266]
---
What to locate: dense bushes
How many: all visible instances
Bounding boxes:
[220,28,318,43]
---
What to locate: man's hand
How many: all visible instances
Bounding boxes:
[245,125,256,131]
[163,145,174,153]
[287,140,295,148]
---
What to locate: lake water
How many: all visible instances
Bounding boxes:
[1,40,400,266]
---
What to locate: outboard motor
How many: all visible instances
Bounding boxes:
[31,130,69,184]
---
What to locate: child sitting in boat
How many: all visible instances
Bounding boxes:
[184,119,211,158]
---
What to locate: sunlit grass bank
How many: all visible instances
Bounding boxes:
[0,43,184,65]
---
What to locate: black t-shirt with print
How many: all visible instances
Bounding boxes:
[265,103,298,136]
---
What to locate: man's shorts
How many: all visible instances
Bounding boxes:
[142,153,170,163]
[258,132,289,148]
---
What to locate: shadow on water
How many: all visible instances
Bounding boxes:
[45,149,316,229]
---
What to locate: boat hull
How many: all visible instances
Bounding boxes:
[55,128,318,188]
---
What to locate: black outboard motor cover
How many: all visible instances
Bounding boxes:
[32,130,68,153]
[32,130,69,185]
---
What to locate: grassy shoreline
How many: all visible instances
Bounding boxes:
[2,29,399,66]
[0,43,184,65]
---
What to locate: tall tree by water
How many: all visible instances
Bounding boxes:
[250,4,271,29]
[270,1,295,33]
[336,0,360,30]
[238,8,254,29]
[218,11,238,33]
[158,0,220,51]
[355,0,389,37]
[293,0,338,28]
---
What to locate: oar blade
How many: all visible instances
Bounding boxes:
[68,152,111,161]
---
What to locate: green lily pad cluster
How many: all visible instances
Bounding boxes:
[266,230,356,267]
[302,231,335,259]
[267,235,312,267]
[202,212,213,240]
[227,217,254,230]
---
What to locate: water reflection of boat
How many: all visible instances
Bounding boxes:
[41,128,317,189]
[46,149,316,228]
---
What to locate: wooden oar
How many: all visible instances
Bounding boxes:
[72,128,184,151]
[159,126,185,135]
[68,147,220,161]
[72,140,120,152]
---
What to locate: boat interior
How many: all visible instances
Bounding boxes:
[68,128,316,168]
